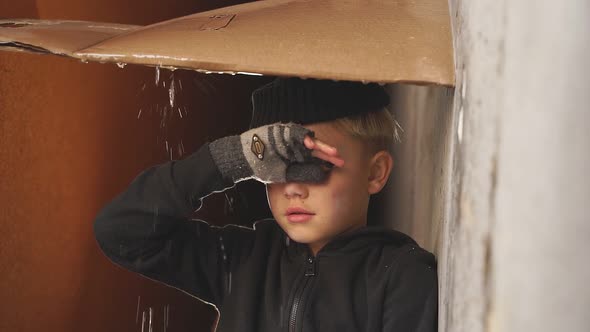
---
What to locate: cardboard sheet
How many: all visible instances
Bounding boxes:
[0,0,454,86]
[0,20,138,57]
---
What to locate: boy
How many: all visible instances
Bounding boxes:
[94,77,438,332]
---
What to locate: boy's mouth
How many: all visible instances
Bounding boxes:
[285,207,315,223]
[285,207,315,216]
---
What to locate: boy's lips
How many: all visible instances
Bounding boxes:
[285,207,315,216]
[285,207,315,223]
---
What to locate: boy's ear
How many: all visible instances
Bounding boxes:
[367,151,393,195]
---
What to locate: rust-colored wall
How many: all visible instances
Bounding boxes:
[0,1,270,331]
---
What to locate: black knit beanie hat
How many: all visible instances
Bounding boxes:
[249,77,390,129]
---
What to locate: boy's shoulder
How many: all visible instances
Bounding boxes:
[353,226,437,285]
[341,225,436,267]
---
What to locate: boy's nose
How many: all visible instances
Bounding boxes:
[284,182,309,199]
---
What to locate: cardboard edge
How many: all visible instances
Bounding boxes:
[0,42,57,55]
[0,19,140,59]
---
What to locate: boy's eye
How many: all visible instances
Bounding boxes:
[320,162,335,171]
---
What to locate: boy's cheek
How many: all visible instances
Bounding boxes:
[329,178,366,213]
[327,181,352,208]
[265,189,282,215]
[329,194,347,218]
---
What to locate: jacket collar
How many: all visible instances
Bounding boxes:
[283,222,418,258]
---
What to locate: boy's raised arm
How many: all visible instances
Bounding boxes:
[93,143,245,305]
[93,122,331,306]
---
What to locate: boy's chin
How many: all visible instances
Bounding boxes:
[284,229,327,246]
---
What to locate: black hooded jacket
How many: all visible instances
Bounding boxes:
[93,143,438,332]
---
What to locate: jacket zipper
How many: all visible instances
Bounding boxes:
[288,255,316,332]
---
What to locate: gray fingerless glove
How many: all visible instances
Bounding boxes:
[208,122,330,184]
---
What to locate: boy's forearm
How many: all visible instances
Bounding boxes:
[93,142,234,265]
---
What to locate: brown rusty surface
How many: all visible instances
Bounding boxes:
[0,1,264,331]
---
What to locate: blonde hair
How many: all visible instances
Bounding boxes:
[332,108,402,156]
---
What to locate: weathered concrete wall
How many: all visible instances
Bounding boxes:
[445,0,590,331]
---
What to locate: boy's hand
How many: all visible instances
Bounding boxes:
[303,135,345,168]
[209,122,342,184]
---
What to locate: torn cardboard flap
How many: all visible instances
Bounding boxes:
[0,0,455,86]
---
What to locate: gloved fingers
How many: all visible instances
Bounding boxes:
[285,161,330,183]
[277,123,315,162]
[284,122,314,139]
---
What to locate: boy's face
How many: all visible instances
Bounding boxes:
[265,121,388,255]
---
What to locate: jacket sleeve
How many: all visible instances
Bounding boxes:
[383,247,439,332]
[93,143,255,306]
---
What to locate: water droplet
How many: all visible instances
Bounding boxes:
[116,62,127,68]
[135,296,141,324]
[148,307,153,332]
[165,304,170,329]
[155,67,161,86]
[161,107,168,128]
[163,305,168,332]
[141,310,146,332]
[177,143,183,156]
[169,79,175,108]
[224,192,235,214]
